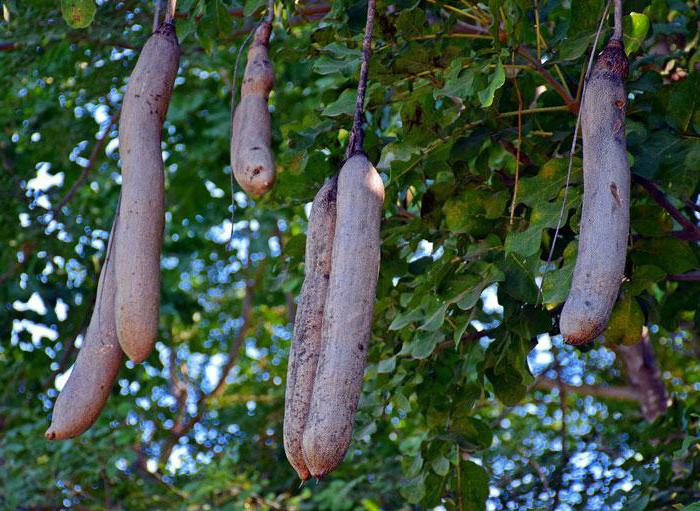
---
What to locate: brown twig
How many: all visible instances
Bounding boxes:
[434,328,495,354]
[345,0,377,159]
[52,109,120,216]
[266,0,274,23]
[612,0,623,41]
[667,270,700,282]
[165,0,177,23]
[153,0,162,32]
[159,265,262,465]
[533,377,639,401]
[515,46,575,107]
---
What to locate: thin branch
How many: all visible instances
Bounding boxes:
[266,0,274,23]
[159,265,262,465]
[532,377,639,401]
[52,109,120,216]
[515,46,575,107]
[632,174,700,238]
[173,3,330,21]
[345,0,377,159]
[435,328,495,354]
[667,270,700,282]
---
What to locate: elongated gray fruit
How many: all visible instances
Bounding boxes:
[302,154,384,478]
[231,22,275,196]
[283,176,338,481]
[115,22,179,363]
[45,215,123,440]
[561,38,630,345]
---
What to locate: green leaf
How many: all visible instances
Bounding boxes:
[500,254,538,304]
[459,461,489,511]
[632,238,699,274]
[435,59,475,101]
[313,56,360,76]
[559,31,597,61]
[322,89,359,117]
[451,416,493,451]
[443,189,508,236]
[626,265,666,296]
[389,306,423,330]
[478,60,505,108]
[400,474,426,504]
[409,330,444,359]
[666,72,700,134]
[61,0,96,28]
[541,261,575,306]
[377,356,396,374]
[396,8,427,38]
[603,293,644,346]
[485,365,528,405]
[419,301,448,331]
[623,13,650,54]
[517,158,582,208]
[243,0,267,17]
[431,455,450,476]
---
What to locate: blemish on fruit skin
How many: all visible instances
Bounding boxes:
[610,182,622,208]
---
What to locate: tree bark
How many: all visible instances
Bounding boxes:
[617,329,668,422]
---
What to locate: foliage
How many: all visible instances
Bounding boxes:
[1,1,699,510]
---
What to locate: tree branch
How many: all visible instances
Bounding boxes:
[667,270,700,282]
[515,46,575,108]
[533,377,640,401]
[0,41,18,51]
[52,108,120,216]
[159,265,263,466]
[616,329,668,422]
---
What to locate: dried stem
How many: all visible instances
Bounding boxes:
[345,0,377,159]
[153,0,162,32]
[267,0,274,23]
[164,0,177,23]
[612,0,623,41]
